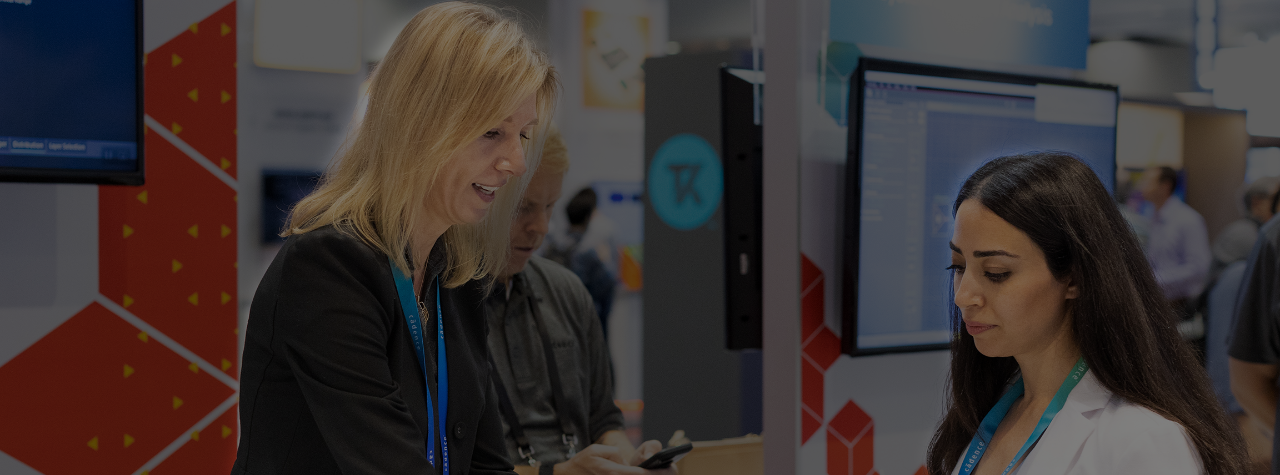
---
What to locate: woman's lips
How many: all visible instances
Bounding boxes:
[965,323,995,335]
[473,184,496,203]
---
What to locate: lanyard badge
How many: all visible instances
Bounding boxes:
[957,358,1089,475]
[390,258,451,475]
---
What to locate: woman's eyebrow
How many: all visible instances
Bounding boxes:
[949,242,1020,258]
[972,249,1020,258]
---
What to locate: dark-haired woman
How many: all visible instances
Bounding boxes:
[927,152,1249,475]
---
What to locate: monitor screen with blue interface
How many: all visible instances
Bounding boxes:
[0,0,143,184]
[844,59,1117,355]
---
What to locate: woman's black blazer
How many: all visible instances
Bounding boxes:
[231,225,515,475]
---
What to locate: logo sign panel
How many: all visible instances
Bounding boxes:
[648,133,723,231]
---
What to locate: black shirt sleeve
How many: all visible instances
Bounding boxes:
[276,231,434,474]
[1229,222,1280,364]
[575,279,624,443]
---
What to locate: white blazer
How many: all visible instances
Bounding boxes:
[951,371,1203,475]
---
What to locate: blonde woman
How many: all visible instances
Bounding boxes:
[232,4,557,475]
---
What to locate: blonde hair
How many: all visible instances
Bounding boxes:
[285,2,559,288]
[539,126,569,175]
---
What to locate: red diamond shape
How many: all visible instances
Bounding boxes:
[804,327,842,371]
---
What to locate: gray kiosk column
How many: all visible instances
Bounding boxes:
[642,52,760,442]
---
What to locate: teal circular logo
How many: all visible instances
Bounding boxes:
[648,134,723,230]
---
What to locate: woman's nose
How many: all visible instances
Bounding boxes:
[497,136,527,177]
[953,272,982,309]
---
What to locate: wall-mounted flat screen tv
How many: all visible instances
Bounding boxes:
[0,0,144,185]
[843,58,1117,356]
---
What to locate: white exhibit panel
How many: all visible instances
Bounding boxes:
[254,0,361,74]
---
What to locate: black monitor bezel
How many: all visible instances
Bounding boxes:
[841,57,1119,356]
[0,0,145,186]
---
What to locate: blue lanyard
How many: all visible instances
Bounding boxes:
[957,358,1088,475]
[390,258,450,475]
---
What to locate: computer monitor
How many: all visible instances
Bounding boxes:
[0,0,144,185]
[843,58,1117,356]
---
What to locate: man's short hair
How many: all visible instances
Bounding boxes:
[566,188,597,226]
[1156,166,1178,193]
[1243,176,1280,211]
[540,126,569,175]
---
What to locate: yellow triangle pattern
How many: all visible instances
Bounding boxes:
[188,225,199,238]
[221,359,232,371]
[123,364,134,378]
[124,434,135,448]
[189,292,199,306]
[221,23,231,36]
[171,54,182,67]
[188,362,199,374]
[137,331,148,342]
[122,224,133,238]
[136,190,148,204]
[220,158,231,170]
[172,259,183,273]
[221,292,231,305]
[87,436,98,451]
[173,396,183,410]
[171,122,182,135]
[188,88,199,103]
[233,328,239,335]
[189,23,198,34]
[143,54,148,66]
[123,295,134,308]
[222,425,232,438]
[221,225,232,237]
[221,90,232,104]
[233,261,239,268]
[191,431,200,442]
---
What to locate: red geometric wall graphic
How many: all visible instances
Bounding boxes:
[149,404,239,474]
[143,3,239,179]
[0,3,239,474]
[100,132,239,378]
[801,254,926,475]
[0,304,234,474]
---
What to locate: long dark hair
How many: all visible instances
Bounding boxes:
[925,152,1248,475]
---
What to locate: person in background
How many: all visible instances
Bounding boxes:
[1211,176,1280,284]
[1116,177,1150,250]
[1229,198,1280,474]
[546,188,616,337]
[1141,166,1211,317]
[1205,178,1279,430]
[488,128,672,475]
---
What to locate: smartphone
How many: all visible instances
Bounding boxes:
[637,443,694,470]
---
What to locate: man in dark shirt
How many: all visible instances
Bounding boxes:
[1228,214,1280,473]
[486,130,672,475]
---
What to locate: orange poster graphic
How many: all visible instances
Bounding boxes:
[582,10,650,111]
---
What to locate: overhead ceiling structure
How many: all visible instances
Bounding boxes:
[1092,0,1280,47]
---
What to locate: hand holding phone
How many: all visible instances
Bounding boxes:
[636,443,693,470]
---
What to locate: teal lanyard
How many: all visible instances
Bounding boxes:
[957,358,1089,475]
[390,258,450,475]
